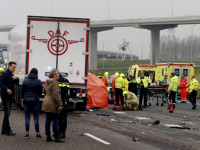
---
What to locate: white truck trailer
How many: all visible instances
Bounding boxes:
[7,16,90,109]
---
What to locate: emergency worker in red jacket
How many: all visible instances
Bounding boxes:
[179,73,188,103]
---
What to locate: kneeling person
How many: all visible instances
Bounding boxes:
[126,92,139,111]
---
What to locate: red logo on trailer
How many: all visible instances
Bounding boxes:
[76,70,80,78]
[31,29,84,56]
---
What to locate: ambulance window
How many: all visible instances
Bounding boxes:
[162,69,164,76]
[183,69,188,76]
[144,71,149,77]
[175,69,179,76]
[138,71,141,76]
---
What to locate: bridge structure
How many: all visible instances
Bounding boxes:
[90,15,200,69]
[2,15,200,69]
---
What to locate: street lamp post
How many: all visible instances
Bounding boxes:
[98,41,104,69]
[191,25,196,63]
[142,39,143,60]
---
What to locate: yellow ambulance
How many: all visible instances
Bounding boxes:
[128,64,155,82]
[155,62,195,85]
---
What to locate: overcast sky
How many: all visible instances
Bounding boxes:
[0,0,200,59]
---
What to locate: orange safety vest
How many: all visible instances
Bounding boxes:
[102,76,108,86]
[112,77,117,92]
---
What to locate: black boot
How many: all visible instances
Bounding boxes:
[138,105,143,111]
[192,104,197,109]
[59,133,65,138]
[54,136,65,142]
[46,135,53,142]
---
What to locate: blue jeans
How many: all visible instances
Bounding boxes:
[1,96,12,132]
[23,101,40,133]
[45,113,59,136]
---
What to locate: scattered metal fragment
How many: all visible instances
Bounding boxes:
[74,114,86,117]
[153,120,160,125]
[193,128,198,130]
[118,121,125,123]
[111,119,116,122]
[170,127,191,129]
[79,133,83,136]
[128,121,133,124]
[96,113,109,116]
[133,138,140,141]
[185,122,195,126]
[87,109,93,112]
[181,122,185,125]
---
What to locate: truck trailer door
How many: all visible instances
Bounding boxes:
[27,19,59,82]
[57,21,89,85]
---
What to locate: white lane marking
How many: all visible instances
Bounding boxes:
[135,117,150,120]
[113,112,127,114]
[163,124,183,127]
[84,133,111,145]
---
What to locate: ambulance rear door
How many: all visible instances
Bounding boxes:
[172,65,181,81]
[181,66,190,84]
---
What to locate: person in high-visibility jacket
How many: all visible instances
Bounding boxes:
[115,73,125,106]
[179,73,188,103]
[123,76,129,91]
[112,72,119,92]
[58,73,69,138]
[168,72,179,105]
[128,75,138,95]
[137,73,149,109]
[0,68,4,75]
[189,76,199,109]
[102,72,109,87]
[97,72,102,79]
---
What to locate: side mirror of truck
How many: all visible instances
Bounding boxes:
[4,59,7,64]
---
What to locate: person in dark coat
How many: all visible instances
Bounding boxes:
[21,68,43,139]
[0,61,19,135]
[58,73,69,138]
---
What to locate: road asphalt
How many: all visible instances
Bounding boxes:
[0,99,200,150]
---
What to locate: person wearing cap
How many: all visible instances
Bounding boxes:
[137,73,148,110]
[115,73,125,106]
[102,72,109,87]
[128,75,137,95]
[57,71,69,139]
[97,72,102,79]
